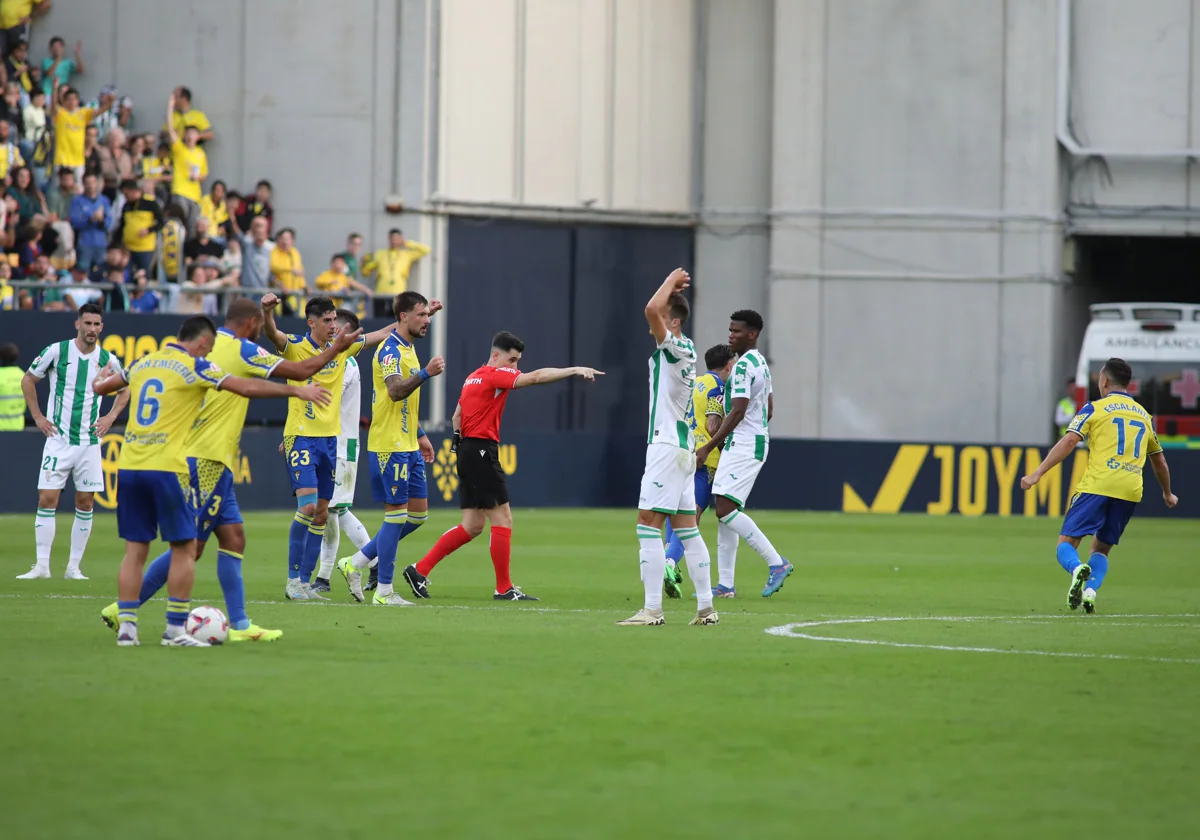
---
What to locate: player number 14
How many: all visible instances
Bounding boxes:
[1111,417,1146,458]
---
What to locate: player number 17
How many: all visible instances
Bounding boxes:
[1111,417,1146,458]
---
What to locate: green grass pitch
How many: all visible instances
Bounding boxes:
[2,509,1199,839]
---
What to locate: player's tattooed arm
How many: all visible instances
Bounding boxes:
[1148,452,1178,508]
[705,413,722,437]
[22,372,58,436]
[513,367,604,388]
[221,375,333,407]
[645,268,690,344]
[1020,432,1082,490]
[697,397,747,466]
[385,355,446,402]
[259,293,289,353]
[271,328,365,381]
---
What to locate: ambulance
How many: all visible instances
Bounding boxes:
[1074,303,1200,448]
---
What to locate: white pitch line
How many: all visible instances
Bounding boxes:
[765,615,1200,664]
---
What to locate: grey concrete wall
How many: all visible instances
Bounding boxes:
[39,0,437,288]
[759,0,1064,444]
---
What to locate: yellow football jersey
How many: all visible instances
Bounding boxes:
[187,329,284,470]
[118,342,227,473]
[1067,390,1163,503]
[368,330,422,453]
[281,332,365,438]
[691,372,726,471]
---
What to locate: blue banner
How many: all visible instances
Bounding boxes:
[2,429,1195,519]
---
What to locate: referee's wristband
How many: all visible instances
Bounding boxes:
[451,432,461,453]
[418,369,431,382]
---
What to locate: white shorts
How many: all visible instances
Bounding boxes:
[331,457,357,507]
[37,437,103,493]
[638,443,696,514]
[711,442,768,509]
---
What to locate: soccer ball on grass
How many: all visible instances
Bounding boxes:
[186,605,229,645]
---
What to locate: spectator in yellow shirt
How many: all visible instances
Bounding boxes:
[163,86,213,144]
[199,179,230,240]
[315,253,373,312]
[364,228,429,317]
[165,90,207,235]
[270,227,306,314]
[50,80,94,182]
[0,1,47,58]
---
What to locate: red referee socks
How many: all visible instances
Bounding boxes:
[490,526,512,592]
[415,525,473,577]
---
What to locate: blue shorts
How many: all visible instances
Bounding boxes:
[285,435,337,499]
[1061,492,1138,546]
[116,469,197,544]
[190,457,241,542]
[694,467,714,512]
[370,451,428,505]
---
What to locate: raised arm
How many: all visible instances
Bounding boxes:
[93,367,126,396]
[1148,452,1178,508]
[699,397,747,464]
[271,328,364,381]
[385,355,445,402]
[259,293,288,352]
[219,376,331,406]
[73,40,85,75]
[513,366,603,388]
[644,268,690,344]
[22,372,56,436]
[165,92,179,144]
[1020,432,1082,490]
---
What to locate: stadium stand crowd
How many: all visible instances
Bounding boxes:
[0,5,431,316]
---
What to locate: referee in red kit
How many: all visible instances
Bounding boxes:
[401,330,603,601]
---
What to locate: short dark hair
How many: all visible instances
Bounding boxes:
[1102,358,1133,388]
[225,297,262,325]
[49,36,64,48]
[330,252,346,264]
[119,178,139,192]
[305,296,336,320]
[77,303,103,319]
[212,179,226,191]
[0,342,18,366]
[275,227,295,240]
[731,309,764,332]
[668,293,689,324]
[82,171,98,182]
[335,308,360,331]
[388,228,402,237]
[393,291,428,319]
[348,232,362,241]
[491,331,525,354]
[705,344,736,371]
[256,179,272,191]
[58,167,75,180]
[178,315,217,341]
[178,86,193,102]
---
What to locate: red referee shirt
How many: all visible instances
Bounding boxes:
[458,365,521,442]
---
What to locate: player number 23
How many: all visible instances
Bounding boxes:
[289,449,311,467]
[1111,417,1147,458]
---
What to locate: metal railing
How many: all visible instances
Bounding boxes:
[4,279,372,314]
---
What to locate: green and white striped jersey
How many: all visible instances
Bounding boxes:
[27,340,123,446]
[725,348,772,446]
[337,356,360,462]
[647,332,696,450]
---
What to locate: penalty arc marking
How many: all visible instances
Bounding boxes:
[765,614,1200,665]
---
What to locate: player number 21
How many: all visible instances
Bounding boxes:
[1111,417,1146,458]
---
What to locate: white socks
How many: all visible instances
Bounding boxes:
[716,520,739,588]
[317,515,340,579]
[636,525,666,611]
[68,508,93,572]
[675,526,714,610]
[34,507,55,570]
[339,509,372,550]
[720,509,783,567]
